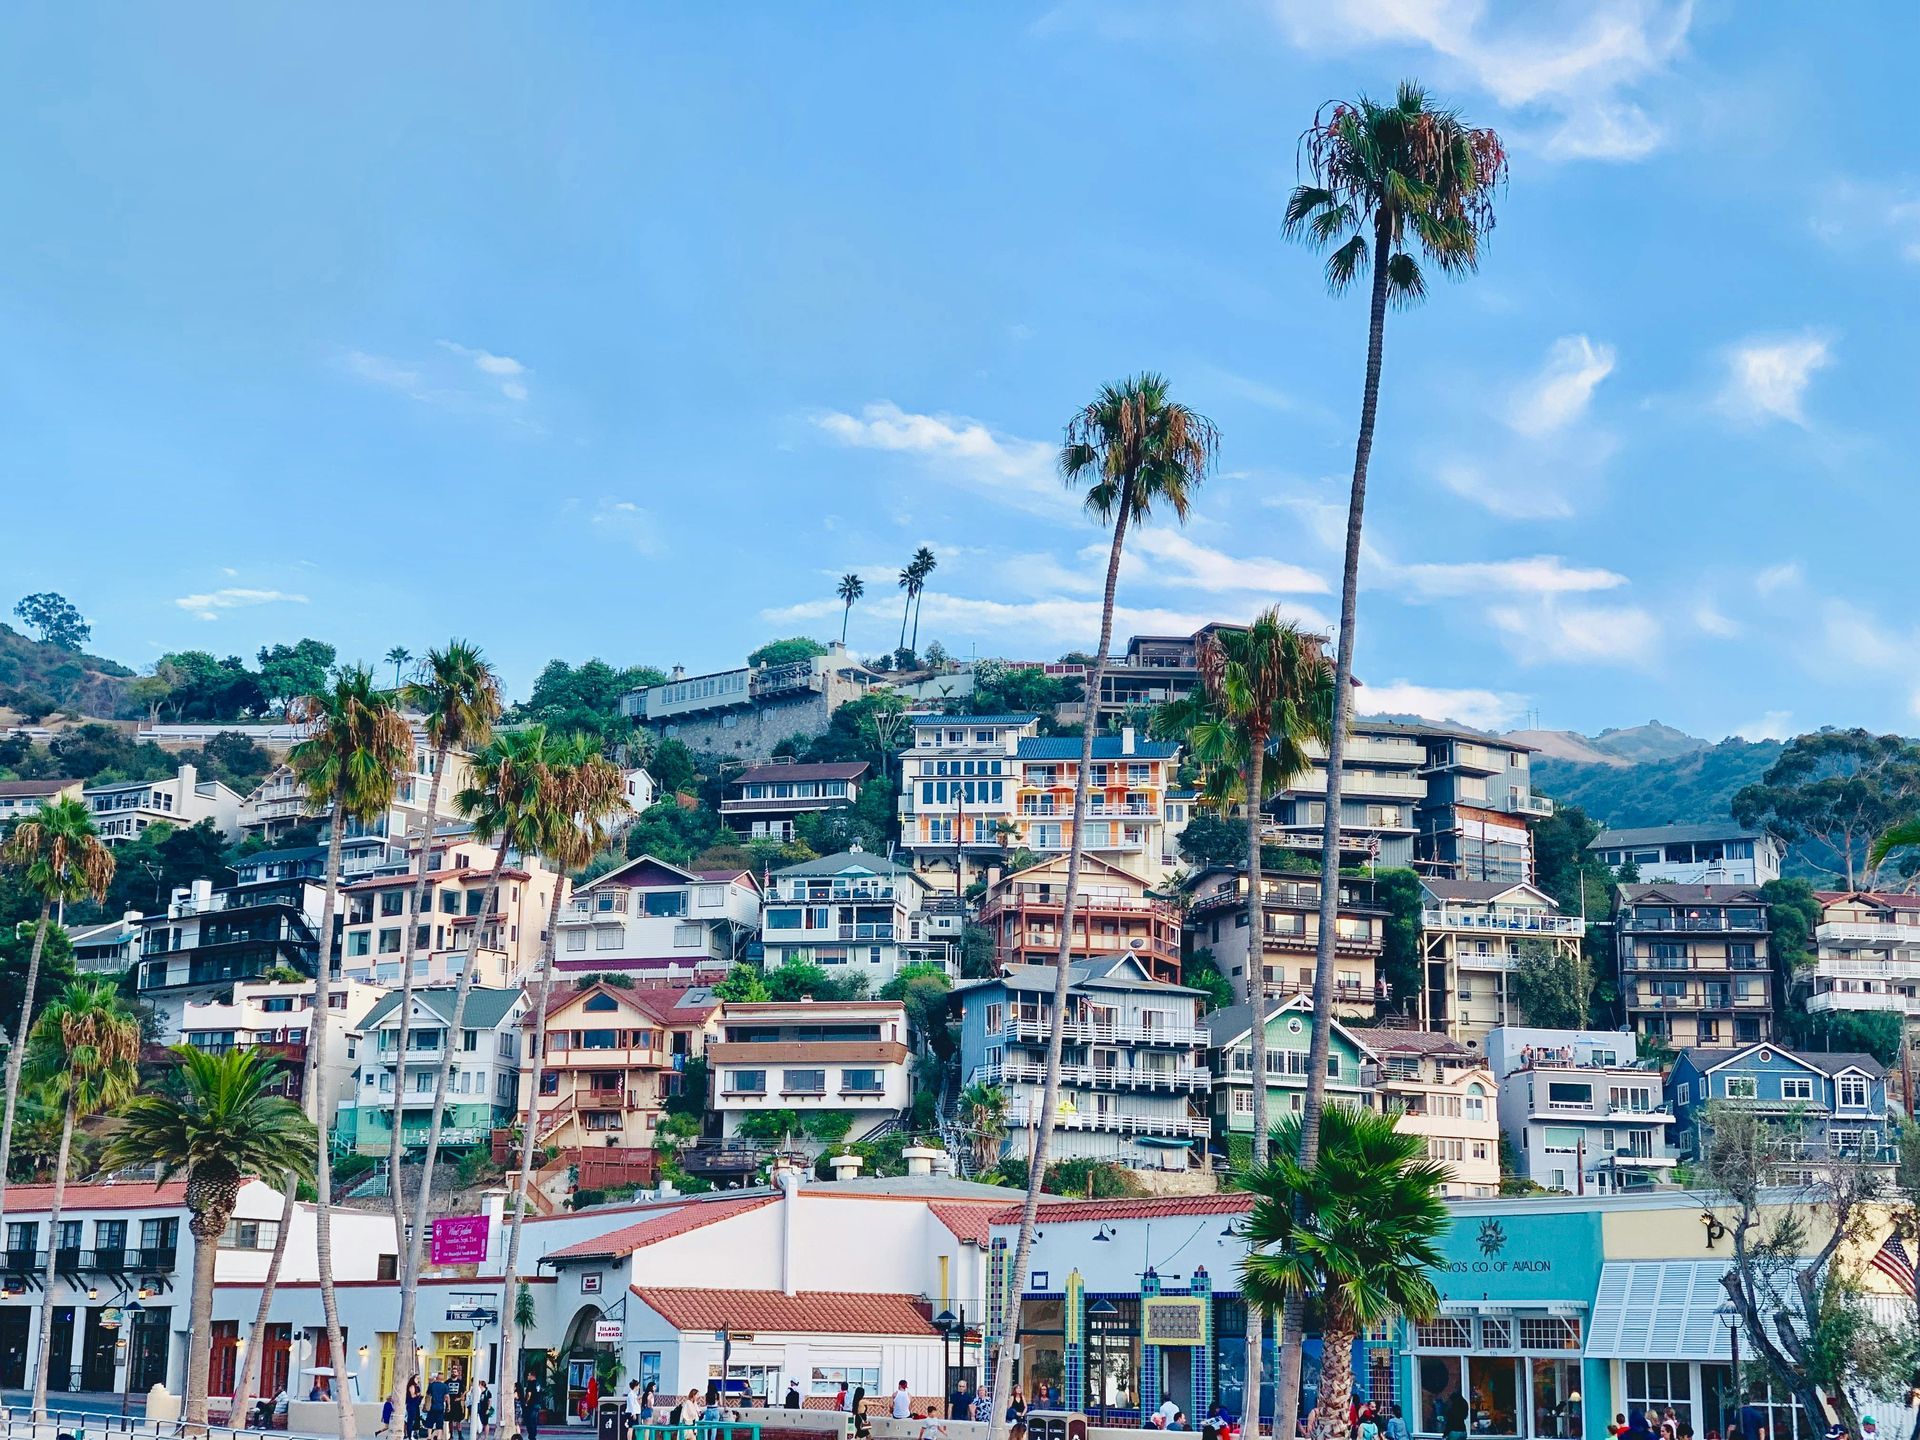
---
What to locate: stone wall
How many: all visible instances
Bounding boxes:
[652,693,834,763]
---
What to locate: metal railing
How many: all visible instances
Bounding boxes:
[0,1410,335,1440]
[1422,908,1583,935]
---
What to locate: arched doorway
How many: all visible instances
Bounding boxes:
[557,1304,614,1421]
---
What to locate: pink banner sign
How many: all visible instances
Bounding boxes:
[431,1215,490,1265]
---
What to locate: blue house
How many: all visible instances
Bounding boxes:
[1666,1042,1894,1175]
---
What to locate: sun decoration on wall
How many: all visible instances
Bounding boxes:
[1476,1218,1507,1257]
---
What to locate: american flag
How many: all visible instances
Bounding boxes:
[1871,1232,1915,1293]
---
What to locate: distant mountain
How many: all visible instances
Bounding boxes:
[0,623,134,719]
[1588,720,1712,765]
[1506,728,1632,768]
[1533,737,1783,832]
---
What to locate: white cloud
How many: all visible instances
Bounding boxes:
[1356,680,1529,731]
[342,343,533,413]
[1818,598,1911,670]
[1487,600,1659,667]
[1754,561,1804,597]
[588,499,660,554]
[1126,529,1328,595]
[1719,332,1833,426]
[438,340,530,402]
[174,588,310,622]
[1392,554,1626,599]
[343,351,424,397]
[1692,602,1741,638]
[813,402,1067,517]
[1271,0,1692,162]
[1735,710,1793,742]
[1506,335,1616,437]
[1811,178,1920,264]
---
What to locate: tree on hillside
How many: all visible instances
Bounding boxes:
[1509,940,1592,1030]
[12,594,89,651]
[1279,80,1507,1440]
[256,640,338,712]
[908,547,937,656]
[151,651,268,721]
[93,819,230,921]
[384,647,413,688]
[748,637,828,669]
[1734,730,1920,887]
[512,659,665,745]
[836,575,864,645]
[1173,811,1245,870]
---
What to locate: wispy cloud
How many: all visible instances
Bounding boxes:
[812,402,1067,517]
[1392,554,1626,599]
[1506,335,1616,438]
[1755,561,1804,597]
[1436,463,1578,521]
[1356,680,1530,731]
[1692,602,1741,638]
[1271,0,1693,162]
[438,340,531,402]
[340,341,533,412]
[174,588,310,622]
[1718,332,1833,427]
[1735,710,1793,742]
[1810,177,1920,264]
[1487,599,1659,668]
[1124,529,1328,595]
[588,499,660,554]
[343,351,425,398]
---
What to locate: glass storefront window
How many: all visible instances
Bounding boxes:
[1626,1361,1694,1432]
[1017,1297,1063,1403]
[1530,1359,1581,1440]
[1470,1356,1521,1436]
[1418,1356,1464,1436]
[1086,1299,1140,1417]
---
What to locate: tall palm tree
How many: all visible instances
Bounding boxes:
[1162,613,1333,1411]
[988,374,1216,1427]
[1278,84,1505,1440]
[907,546,937,655]
[385,646,413,689]
[1240,1104,1450,1440]
[385,642,501,1417]
[0,798,114,1253]
[105,1048,317,1432]
[288,665,412,1440]
[835,574,864,645]
[956,1081,1009,1174]
[896,565,919,655]
[498,738,624,1408]
[26,979,139,1419]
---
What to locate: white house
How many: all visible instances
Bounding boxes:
[176,976,382,1114]
[709,1000,914,1149]
[336,986,529,1156]
[1485,1026,1677,1195]
[86,763,244,843]
[555,855,760,979]
[0,777,83,822]
[760,849,956,986]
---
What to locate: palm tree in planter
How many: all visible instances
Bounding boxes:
[385,642,501,1419]
[0,797,114,1248]
[1159,610,1334,1408]
[836,574,864,645]
[497,737,626,1411]
[288,664,412,1440]
[105,1048,317,1431]
[26,978,139,1418]
[988,373,1216,1427]
[1279,84,1506,1439]
[1240,1103,1449,1440]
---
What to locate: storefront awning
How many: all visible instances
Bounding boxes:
[1587,1260,1742,1360]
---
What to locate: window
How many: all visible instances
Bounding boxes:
[725,1069,766,1095]
[566,930,588,951]
[347,932,372,957]
[1231,1089,1254,1115]
[1780,1077,1813,1102]
[1838,1075,1870,1108]
[1465,1084,1487,1121]
[1725,1076,1757,1100]
[840,1068,884,1094]
[95,1220,126,1250]
[381,890,405,917]
[644,892,687,918]
[810,1367,880,1399]
[782,1069,827,1095]
[221,1219,281,1250]
[1626,1361,1692,1424]
[595,927,621,951]
[377,928,402,954]
[673,923,703,949]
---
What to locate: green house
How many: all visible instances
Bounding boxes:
[1204,994,1372,1139]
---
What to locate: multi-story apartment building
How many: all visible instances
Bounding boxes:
[1012,727,1180,884]
[760,850,955,985]
[1351,1027,1501,1198]
[1265,723,1428,870]
[0,777,82,822]
[623,643,878,762]
[979,853,1181,984]
[177,976,381,1110]
[1588,823,1782,886]
[1667,1042,1893,1181]
[1615,883,1773,1048]
[1806,891,1920,1037]
[236,764,311,844]
[1078,625,1244,722]
[1486,1026,1676,1195]
[86,762,244,843]
[719,760,869,842]
[1182,864,1388,1016]
[337,835,566,988]
[338,986,528,1154]
[1205,995,1370,1143]
[1419,880,1585,1047]
[957,956,1210,1169]
[896,714,1034,883]
[68,910,143,975]
[239,730,479,848]
[556,855,760,979]
[708,999,913,1148]
[134,877,326,1033]
[520,980,722,1152]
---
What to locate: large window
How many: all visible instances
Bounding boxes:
[724,1069,766,1095]
[1625,1362,1692,1429]
[1530,1359,1580,1439]
[1838,1075,1869,1108]
[220,1218,281,1250]
[782,1069,827,1095]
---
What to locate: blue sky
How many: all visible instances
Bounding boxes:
[4,2,1915,740]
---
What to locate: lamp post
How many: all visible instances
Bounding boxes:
[935,1310,958,1394]
[1715,1301,1741,1438]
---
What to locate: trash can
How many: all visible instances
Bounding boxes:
[598,1399,626,1440]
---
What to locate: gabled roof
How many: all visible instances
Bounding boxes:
[1346,1027,1476,1059]
[0,778,79,798]
[1681,1043,1887,1081]
[1421,879,1560,907]
[954,957,1196,999]
[576,854,702,892]
[730,761,869,786]
[545,1194,776,1260]
[1618,883,1768,906]
[359,986,524,1031]
[989,852,1149,893]
[1016,737,1179,761]
[1591,823,1766,849]
[631,1287,938,1337]
[5,1181,190,1212]
[771,850,923,882]
[1203,993,1374,1060]
[910,714,1036,728]
[1815,890,1920,912]
[927,1203,998,1247]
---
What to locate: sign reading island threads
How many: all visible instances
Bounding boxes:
[1140,1297,1207,1346]
[431,1215,491,1265]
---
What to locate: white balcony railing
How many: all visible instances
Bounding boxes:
[977,1057,1211,1091]
[1003,1102,1212,1138]
[1817,922,1920,949]
[1808,991,1920,1017]
[1422,909,1583,936]
[1001,1015,1207,1047]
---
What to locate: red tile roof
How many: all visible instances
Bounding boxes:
[985,1192,1254,1226]
[1815,890,1920,909]
[631,1287,937,1336]
[928,1204,997,1247]
[5,1181,189,1211]
[545,1195,776,1260]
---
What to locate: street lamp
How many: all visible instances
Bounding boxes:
[1715,1301,1742,1437]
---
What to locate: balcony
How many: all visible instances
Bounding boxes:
[1016,802,1159,818]
[77,1246,178,1273]
[1286,770,1425,799]
[1623,955,1769,973]
[1422,908,1582,936]
[1620,913,1769,934]
[1507,792,1555,818]
[977,1056,1210,1092]
[545,1045,664,1069]
[1817,922,1920,951]
[1816,956,1920,981]
[1027,833,1144,853]
[762,922,896,943]
[1001,1014,1207,1047]
[1340,737,1426,767]
[1003,1101,1211,1138]
[1808,991,1920,1017]
[770,882,906,904]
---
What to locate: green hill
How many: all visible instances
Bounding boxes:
[1534,736,1784,831]
[0,623,135,718]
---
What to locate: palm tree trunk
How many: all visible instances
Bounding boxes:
[911,589,925,655]
[311,794,358,1440]
[388,743,452,1417]
[899,591,913,653]
[0,899,54,1243]
[30,1094,76,1421]
[1277,212,1394,1440]
[841,603,852,645]
[499,878,568,1410]
[989,505,1129,1432]
[184,1197,234,1432]
[398,839,513,1409]
[1241,740,1268,1429]
[1310,1314,1356,1440]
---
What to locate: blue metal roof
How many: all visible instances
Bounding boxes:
[909,714,1037,727]
[1016,737,1178,760]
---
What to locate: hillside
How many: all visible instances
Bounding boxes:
[1507,728,1630,767]
[1588,720,1710,764]
[1533,736,1783,831]
[0,623,134,718]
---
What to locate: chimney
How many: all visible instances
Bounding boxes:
[178,762,198,793]
[670,665,686,682]
[1121,725,1136,756]
[828,1152,864,1182]
[190,879,213,912]
[771,1161,803,1296]
[901,1144,942,1177]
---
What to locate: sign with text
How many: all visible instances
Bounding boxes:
[431,1214,491,1265]
[594,1319,623,1343]
[1141,1297,1207,1346]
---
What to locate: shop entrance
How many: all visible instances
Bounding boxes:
[0,1309,27,1389]
[47,1308,76,1393]
[80,1308,119,1392]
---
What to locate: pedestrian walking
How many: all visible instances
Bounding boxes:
[408,1378,424,1440]
[427,1371,451,1440]
[476,1382,495,1440]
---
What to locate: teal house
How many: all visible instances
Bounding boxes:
[1203,994,1370,1148]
